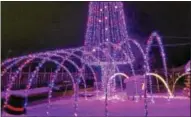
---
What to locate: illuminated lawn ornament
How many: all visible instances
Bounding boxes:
[1,2,173,117]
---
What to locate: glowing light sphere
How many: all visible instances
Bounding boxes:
[92,48,96,52]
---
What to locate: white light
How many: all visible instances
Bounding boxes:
[104,6,107,9]
[105,28,108,30]
[106,38,109,41]
[98,19,101,22]
[100,9,103,11]
[115,6,118,9]
[92,49,96,52]
[105,17,108,20]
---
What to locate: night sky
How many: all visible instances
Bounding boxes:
[1,1,191,67]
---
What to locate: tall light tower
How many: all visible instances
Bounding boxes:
[84,2,134,64]
[84,2,128,47]
[83,2,134,94]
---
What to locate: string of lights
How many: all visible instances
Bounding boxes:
[149,43,191,47]
[1,1,190,117]
[162,36,191,39]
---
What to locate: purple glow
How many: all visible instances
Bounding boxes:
[1,2,186,117]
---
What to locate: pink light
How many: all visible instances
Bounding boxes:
[92,48,96,52]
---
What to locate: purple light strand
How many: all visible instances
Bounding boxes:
[146,32,168,97]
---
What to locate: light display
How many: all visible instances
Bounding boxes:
[172,72,191,93]
[2,1,186,117]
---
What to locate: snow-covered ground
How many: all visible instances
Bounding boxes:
[2,93,190,117]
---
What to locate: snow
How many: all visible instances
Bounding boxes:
[2,93,190,117]
[1,87,49,98]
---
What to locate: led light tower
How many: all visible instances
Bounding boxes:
[83,2,134,95]
[84,1,134,64]
[84,2,128,47]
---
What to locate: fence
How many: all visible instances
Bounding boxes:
[1,71,95,91]
[1,69,185,92]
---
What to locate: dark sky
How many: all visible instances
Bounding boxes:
[1,1,191,67]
